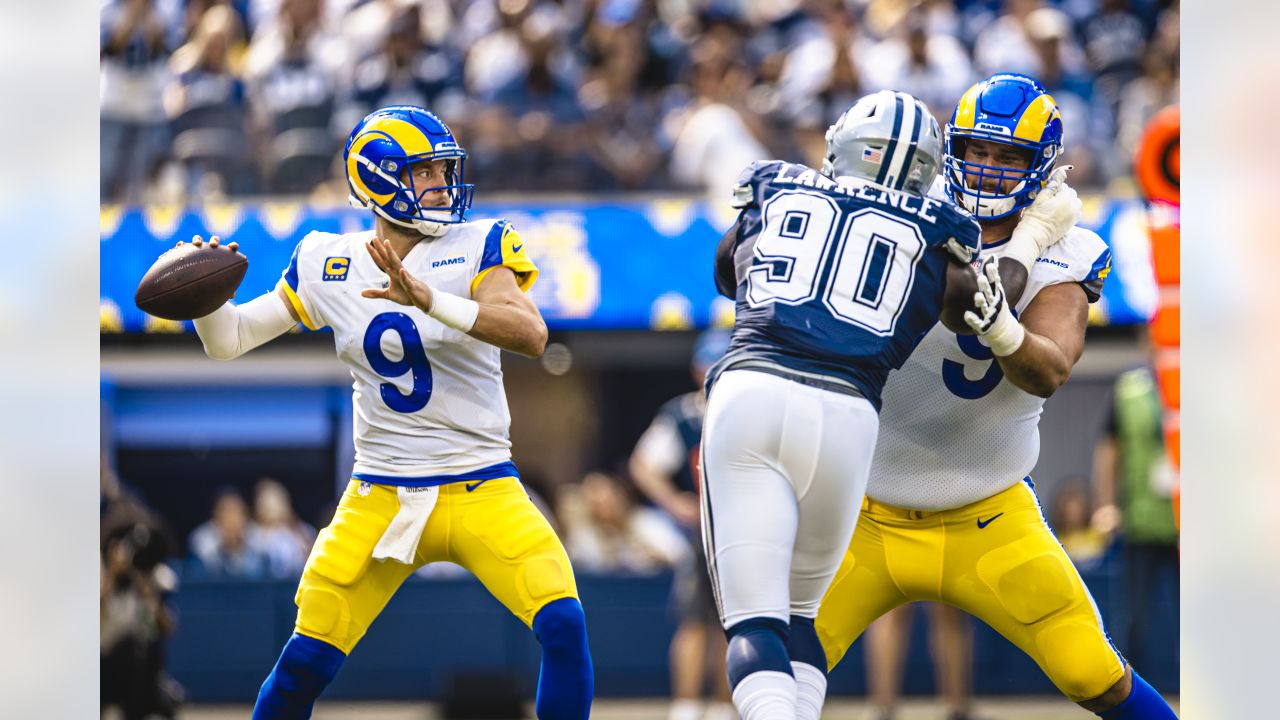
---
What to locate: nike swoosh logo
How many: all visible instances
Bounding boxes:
[465,479,490,492]
[976,513,1004,529]
[512,243,524,253]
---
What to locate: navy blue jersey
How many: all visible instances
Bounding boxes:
[713,160,981,410]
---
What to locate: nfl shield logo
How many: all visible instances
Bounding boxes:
[863,146,884,164]
[358,481,372,496]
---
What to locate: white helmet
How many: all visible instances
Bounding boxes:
[823,90,943,197]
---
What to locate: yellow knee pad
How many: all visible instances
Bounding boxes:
[1034,619,1126,702]
[976,534,1124,702]
[295,586,352,645]
[519,555,571,603]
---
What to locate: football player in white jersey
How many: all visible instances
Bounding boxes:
[184,106,594,720]
[798,75,1179,719]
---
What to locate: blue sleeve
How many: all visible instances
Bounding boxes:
[473,220,539,294]
[1081,246,1112,303]
[731,160,784,209]
[282,240,303,293]
[934,204,982,263]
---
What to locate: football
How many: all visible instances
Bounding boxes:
[134,242,248,321]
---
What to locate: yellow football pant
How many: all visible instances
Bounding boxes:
[815,480,1126,703]
[293,477,578,654]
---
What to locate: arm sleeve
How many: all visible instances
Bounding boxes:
[472,220,539,295]
[192,292,298,360]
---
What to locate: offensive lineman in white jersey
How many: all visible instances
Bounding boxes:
[800,75,1179,719]
[184,106,594,720]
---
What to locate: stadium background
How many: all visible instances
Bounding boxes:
[99,0,1180,716]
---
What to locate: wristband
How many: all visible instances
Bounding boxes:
[427,290,480,333]
[983,309,1026,357]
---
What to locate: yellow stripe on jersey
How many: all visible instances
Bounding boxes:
[472,221,539,295]
[278,279,319,331]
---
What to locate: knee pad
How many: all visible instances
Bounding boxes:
[520,556,571,604]
[725,617,792,689]
[787,615,828,674]
[976,536,1080,624]
[533,597,589,653]
[1035,619,1126,702]
[294,586,352,645]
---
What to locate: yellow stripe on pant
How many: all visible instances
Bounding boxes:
[294,477,579,654]
[815,480,1126,703]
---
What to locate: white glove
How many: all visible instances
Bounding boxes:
[964,257,1025,357]
[1002,166,1081,271]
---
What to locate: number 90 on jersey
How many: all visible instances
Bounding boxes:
[746,190,926,336]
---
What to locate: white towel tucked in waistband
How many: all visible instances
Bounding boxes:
[372,485,440,564]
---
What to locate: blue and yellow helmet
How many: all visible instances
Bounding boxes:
[344,105,475,236]
[944,73,1063,220]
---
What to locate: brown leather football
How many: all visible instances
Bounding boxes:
[134,243,248,321]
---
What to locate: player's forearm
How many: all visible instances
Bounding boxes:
[468,303,548,358]
[192,292,296,360]
[995,331,1074,398]
[998,257,1028,307]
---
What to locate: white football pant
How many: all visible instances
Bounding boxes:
[700,369,878,628]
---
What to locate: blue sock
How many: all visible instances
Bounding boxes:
[787,614,828,676]
[532,597,594,720]
[252,634,346,720]
[1098,670,1178,719]
[725,616,793,689]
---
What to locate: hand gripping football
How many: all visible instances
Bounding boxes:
[134,242,248,321]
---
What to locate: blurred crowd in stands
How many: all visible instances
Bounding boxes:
[101,0,1179,204]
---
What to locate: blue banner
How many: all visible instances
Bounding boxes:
[100,197,1154,333]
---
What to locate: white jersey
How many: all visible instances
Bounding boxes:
[279,218,537,486]
[866,224,1111,510]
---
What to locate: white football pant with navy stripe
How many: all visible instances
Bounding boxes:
[700,369,879,629]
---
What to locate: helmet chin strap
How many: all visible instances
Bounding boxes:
[410,217,449,237]
[963,193,1017,218]
[958,176,1027,218]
